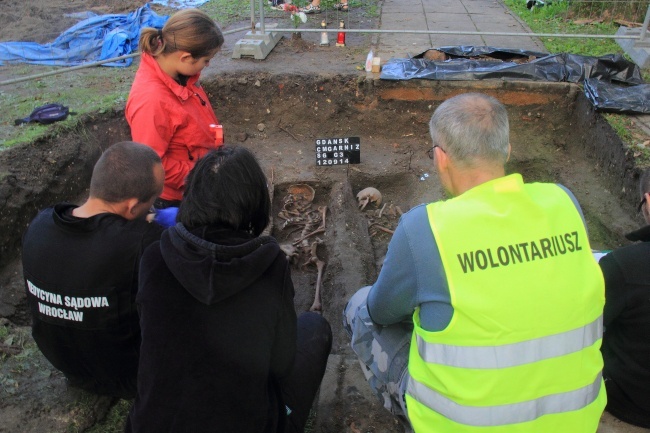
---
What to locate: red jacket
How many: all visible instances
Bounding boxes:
[126,53,219,202]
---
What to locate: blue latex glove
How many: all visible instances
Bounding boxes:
[154,207,178,228]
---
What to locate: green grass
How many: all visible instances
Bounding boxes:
[503,0,625,56]
[503,0,650,167]
[0,65,134,149]
[84,399,132,433]
[200,0,260,27]
[604,113,634,144]
[604,113,650,166]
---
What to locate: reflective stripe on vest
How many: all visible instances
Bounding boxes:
[416,315,602,369]
[407,372,602,427]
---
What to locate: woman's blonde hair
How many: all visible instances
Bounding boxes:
[139,9,224,58]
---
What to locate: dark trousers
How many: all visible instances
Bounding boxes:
[281,312,332,433]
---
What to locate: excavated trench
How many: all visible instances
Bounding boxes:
[0,73,644,432]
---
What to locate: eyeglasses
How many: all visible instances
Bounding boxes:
[427,145,446,160]
[638,196,647,213]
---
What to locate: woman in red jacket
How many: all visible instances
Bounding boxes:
[126,9,224,209]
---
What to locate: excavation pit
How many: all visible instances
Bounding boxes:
[0,73,644,432]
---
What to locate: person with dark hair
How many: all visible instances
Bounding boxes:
[343,93,606,432]
[126,8,225,209]
[126,145,332,433]
[22,141,165,398]
[598,168,650,428]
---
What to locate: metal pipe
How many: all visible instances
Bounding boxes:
[259,0,266,34]
[250,0,256,33]
[0,26,251,87]
[267,28,642,39]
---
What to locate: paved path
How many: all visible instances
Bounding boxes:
[375,0,547,60]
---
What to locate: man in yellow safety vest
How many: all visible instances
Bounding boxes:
[343,92,606,433]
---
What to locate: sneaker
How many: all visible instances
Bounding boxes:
[300,4,321,13]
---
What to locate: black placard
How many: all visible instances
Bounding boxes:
[315,137,360,166]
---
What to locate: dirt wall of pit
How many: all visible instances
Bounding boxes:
[0,71,643,334]
[0,73,645,433]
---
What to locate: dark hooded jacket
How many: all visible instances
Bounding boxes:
[599,225,650,428]
[126,223,297,433]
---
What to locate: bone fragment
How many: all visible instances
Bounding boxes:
[293,206,327,246]
[370,223,394,235]
[310,259,326,312]
[356,187,382,211]
[378,203,387,218]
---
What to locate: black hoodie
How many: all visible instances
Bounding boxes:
[126,223,297,433]
[599,225,650,428]
[22,203,163,398]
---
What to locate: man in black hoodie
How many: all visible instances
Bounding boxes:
[22,141,165,398]
[599,168,650,428]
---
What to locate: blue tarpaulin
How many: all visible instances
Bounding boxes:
[0,4,168,67]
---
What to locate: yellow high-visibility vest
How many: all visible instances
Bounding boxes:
[406,174,606,433]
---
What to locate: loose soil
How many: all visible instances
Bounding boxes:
[1,1,649,433]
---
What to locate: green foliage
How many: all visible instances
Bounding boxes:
[199,0,255,27]
[503,0,650,167]
[502,0,624,56]
[0,65,132,149]
[290,10,307,28]
[604,113,650,166]
[84,400,132,433]
[604,113,634,144]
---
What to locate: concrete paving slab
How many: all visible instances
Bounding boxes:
[427,21,478,31]
[381,3,425,13]
[423,3,468,14]
[381,14,428,28]
[616,26,650,68]
[427,12,476,24]
[380,37,434,58]
[481,36,546,51]
[468,11,520,22]
[473,21,533,32]
[433,35,486,46]
[463,2,504,14]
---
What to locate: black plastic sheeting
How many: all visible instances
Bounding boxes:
[380,46,647,113]
[584,79,650,114]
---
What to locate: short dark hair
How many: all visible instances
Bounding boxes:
[178,146,270,235]
[90,141,162,203]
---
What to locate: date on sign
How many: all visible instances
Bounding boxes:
[315,137,361,166]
